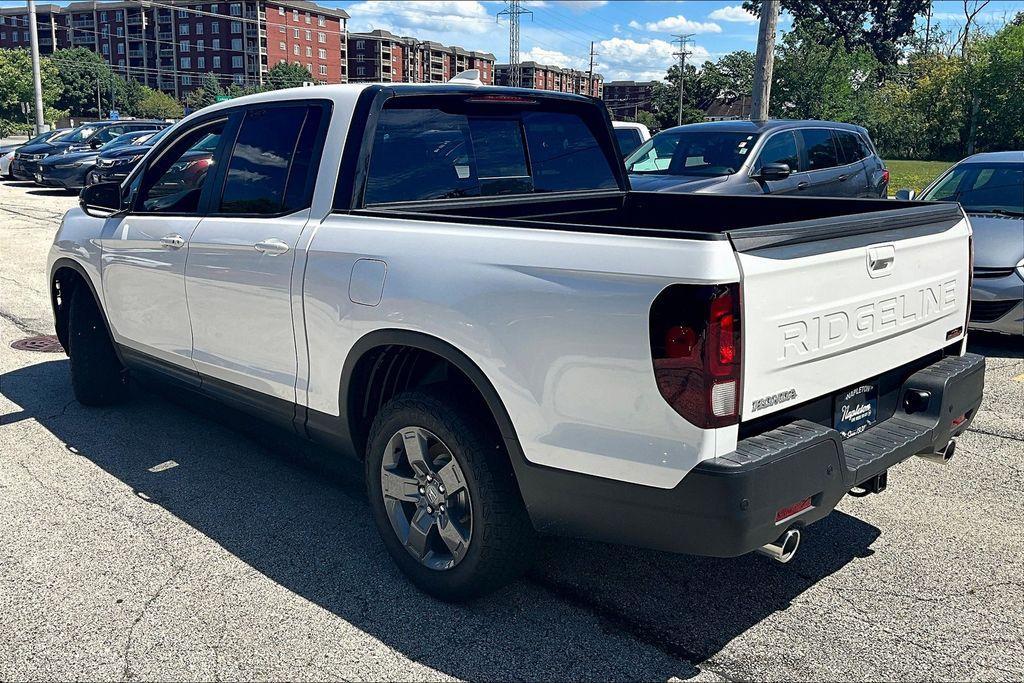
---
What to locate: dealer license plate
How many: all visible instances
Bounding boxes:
[834,383,878,438]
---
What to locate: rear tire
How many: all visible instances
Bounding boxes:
[68,285,128,406]
[365,390,535,601]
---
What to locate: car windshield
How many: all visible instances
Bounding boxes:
[920,163,1024,215]
[61,126,99,143]
[144,127,171,146]
[614,128,644,156]
[26,130,60,146]
[626,131,759,176]
[102,131,155,150]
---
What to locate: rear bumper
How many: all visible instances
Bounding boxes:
[513,353,985,557]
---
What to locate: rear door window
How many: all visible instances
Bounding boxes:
[615,128,643,156]
[218,104,325,215]
[835,131,864,165]
[362,100,618,205]
[801,129,839,171]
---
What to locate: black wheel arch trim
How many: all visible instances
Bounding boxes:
[49,257,119,361]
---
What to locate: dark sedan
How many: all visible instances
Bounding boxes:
[5,128,71,180]
[36,129,162,191]
[87,127,171,186]
[11,119,170,181]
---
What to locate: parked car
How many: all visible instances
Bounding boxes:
[2,128,70,179]
[88,128,171,186]
[35,129,164,191]
[896,151,1023,335]
[51,85,982,601]
[626,119,889,198]
[612,120,651,157]
[11,120,170,181]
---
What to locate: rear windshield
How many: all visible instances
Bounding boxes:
[920,163,1023,215]
[627,131,758,177]
[363,97,619,204]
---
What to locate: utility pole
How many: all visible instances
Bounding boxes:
[27,0,47,134]
[671,33,693,126]
[497,0,532,87]
[750,0,779,122]
[587,41,598,94]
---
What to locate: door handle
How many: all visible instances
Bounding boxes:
[160,234,185,249]
[254,238,290,255]
[837,174,848,182]
[797,181,809,190]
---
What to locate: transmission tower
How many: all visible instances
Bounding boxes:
[497,0,532,87]
[672,33,694,126]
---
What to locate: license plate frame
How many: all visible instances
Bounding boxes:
[834,383,878,438]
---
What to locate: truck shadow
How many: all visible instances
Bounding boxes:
[968,331,1023,359]
[2,358,880,680]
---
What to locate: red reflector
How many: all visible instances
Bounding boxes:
[775,498,812,523]
[881,169,890,185]
[951,413,967,428]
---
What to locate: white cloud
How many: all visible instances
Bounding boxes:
[594,37,711,81]
[519,47,586,69]
[627,19,642,30]
[347,1,492,35]
[708,5,758,23]
[643,15,723,34]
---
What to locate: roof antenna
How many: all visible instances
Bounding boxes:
[449,69,484,86]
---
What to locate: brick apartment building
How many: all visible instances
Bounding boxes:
[0,0,349,98]
[495,61,603,98]
[347,29,494,84]
[602,80,656,118]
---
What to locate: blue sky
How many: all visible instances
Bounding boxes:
[5,0,1023,80]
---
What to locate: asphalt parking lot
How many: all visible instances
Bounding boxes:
[1,179,1022,682]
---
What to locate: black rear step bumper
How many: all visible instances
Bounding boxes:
[513,353,985,557]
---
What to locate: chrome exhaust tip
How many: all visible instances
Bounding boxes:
[919,439,956,465]
[756,528,801,564]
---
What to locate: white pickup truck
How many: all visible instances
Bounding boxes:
[49,83,984,601]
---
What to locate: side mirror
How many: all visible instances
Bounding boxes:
[894,188,916,201]
[89,138,102,150]
[757,163,791,181]
[79,181,124,217]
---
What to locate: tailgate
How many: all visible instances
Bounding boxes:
[730,204,970,420]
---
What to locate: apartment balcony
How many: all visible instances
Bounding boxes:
[71,34,94,45]
[128,49,144,58]
[159,47,173,57]
[71,20,95,29]
[158,31,172,40]
[127,15,143,25]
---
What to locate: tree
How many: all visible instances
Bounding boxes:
[264,62,312,90]
[184,72,225,111]
[0,48,64,135]
[745,0,930,67]
[135,88,183,119]
[51,47,117,117]
[114,77,147,116]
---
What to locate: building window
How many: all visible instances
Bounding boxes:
[304,30,311,40]
[211,4,219,13]
[116,26,124,36]
[293,9,298,21]
[100,11,107,21]
[230,21,241,33]
[232,55,242,68]
[197,56,205,69]
[305,46,311,57]
[279,6,284,15]
[117,43,124,54]
[182,74,192,85]
[356,39,364,49]
[318,48,325,59]
[317,32,325,43]
[306,62,312,72]
[356,66,365,76]
[278,25,285,33]
[180,40,189,52]
[180,56,190,68]
[231,37,241,50]
[213,55,221,68]
[178,9,188,18]
[319,64,327,76]
[196,23,203,35]
[115,10,123,20]
[293,44,299,55]
[101,43,109,54]
[233,74,244,84]
[212,38,220,48]
[211,22,220,33]
[318,16,325,27]
[179,23,188,35]
[230,4,241,17]
[279,41,285,50]
[305,13,311,24]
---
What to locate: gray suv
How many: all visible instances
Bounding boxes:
[626,119,888,198]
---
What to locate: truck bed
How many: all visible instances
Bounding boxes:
[357,191,964,249]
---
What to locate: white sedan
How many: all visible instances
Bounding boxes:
[0,149,14,179]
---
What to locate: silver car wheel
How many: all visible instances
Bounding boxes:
[380,426,473,571]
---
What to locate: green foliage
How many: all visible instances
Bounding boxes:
[0,48,64,133]
[134,88,183,119]
[184,72,226,111]
[644,51,757,130]
[634,109,660,133]
[264,62,313,90]
[51,47,117,117]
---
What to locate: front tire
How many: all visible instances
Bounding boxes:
[365,390,535,601]
[68,285,128,406]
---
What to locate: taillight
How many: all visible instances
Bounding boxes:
[966,228,974,332]
[881,169,890,186]
[650,283,742,429]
